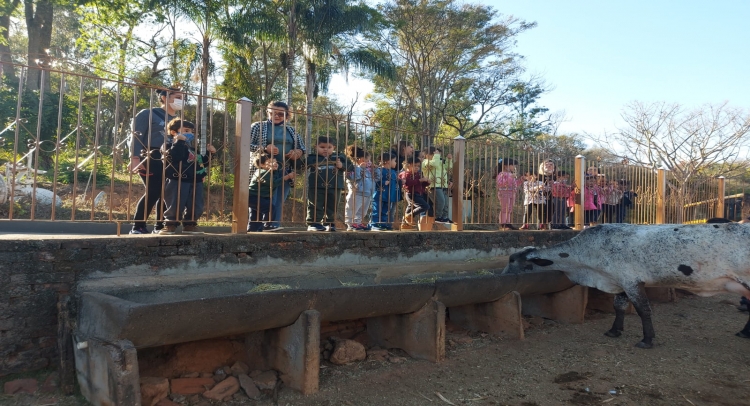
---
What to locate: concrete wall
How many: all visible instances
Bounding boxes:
[0,230,576,377]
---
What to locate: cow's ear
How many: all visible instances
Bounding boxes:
[530,258,554,267]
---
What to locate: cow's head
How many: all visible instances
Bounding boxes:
[502,247,555,274]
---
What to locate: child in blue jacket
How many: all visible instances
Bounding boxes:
[370,152,401,231]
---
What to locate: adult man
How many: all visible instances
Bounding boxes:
[127,87,183,234]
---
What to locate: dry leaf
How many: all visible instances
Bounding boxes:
[417,391,433,402]
[435,392,456,405]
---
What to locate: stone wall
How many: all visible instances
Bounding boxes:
[0,230,576,377]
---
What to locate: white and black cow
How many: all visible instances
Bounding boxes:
[502,223,750,348]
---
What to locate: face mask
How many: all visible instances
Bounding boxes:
[170,99,184,111]
[183,132,194,143]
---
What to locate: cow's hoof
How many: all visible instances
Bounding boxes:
[635,341,653,349]
[735,330,750,339]
[604,330,622,338]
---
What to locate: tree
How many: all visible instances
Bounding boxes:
[297,0,395,143]
[591,101,750,222]
[24,0,54,91]
[442,66,552,140]
[0,0,21,84]
[220,0,292,105]
[168,0,227,151]
[373,0,534,145]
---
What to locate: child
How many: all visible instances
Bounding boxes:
[496,158,519,230]
[550,170,572,229]
[371,152,400,231]
[618,180,637,223]
[159,118,216,235]
[422,146,453,224]
[247,154,293,232]
[398,156,431,230]
[520,173,546,230]
[600,180,624,223]
[305,136,346,231]
[538,159,556,229]
[344,145,375,231]
[569,175,602,227]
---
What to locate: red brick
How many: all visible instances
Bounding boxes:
[4,378,38,394]
[170,378,215,395]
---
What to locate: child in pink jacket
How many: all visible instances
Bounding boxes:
[568,175,602,227]
[496,158,520,230]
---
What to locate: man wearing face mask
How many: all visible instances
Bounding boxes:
[127,86,183,234]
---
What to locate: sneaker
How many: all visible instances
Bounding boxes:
[371,224,386,232]
[519,224,529,230]
[151,227,164,234]
[444,219,455,224]
[435,218,448,223]
[326,225,337,232]
[347,224,359,231]
[264,225,285,232]
[356,224,370,231]
[307,224,326,232]
[129,226,149,234]
[183,225,204,234]
[158,225,177,235]
[384,224,394,231]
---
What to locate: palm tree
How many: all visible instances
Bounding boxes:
[223,0,395,133]
[296,0,395,141]
[166,0,226,151]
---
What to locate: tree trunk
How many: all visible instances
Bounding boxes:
[286,0,296,106]
[24,0,53,92]
[199,32,209,154]
[305,60,315,144]
[0,12,18,84]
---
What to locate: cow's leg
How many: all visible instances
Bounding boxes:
[604,292,629,338]
[737,312,750,338]
[625,283,655,349]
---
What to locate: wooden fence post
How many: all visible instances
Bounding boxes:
[451,136,465,231]
[232,97,252,234]
[656,166,667,224]
[574,155,585,230]
[717,176,725,219]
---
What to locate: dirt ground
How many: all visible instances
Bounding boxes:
[3,293,750,406]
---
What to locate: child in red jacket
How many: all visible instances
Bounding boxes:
[398,156,431,230]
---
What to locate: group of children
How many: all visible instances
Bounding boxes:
[155,121,639,234]
[496,158,636,230]
[247,137,454,232]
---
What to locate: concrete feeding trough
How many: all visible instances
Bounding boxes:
[74,267,585,406]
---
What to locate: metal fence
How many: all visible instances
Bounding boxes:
[0,63,742,233]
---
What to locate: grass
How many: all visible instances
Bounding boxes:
[339,281,364,287]
[247,283,292,293]
[409,276,440,284]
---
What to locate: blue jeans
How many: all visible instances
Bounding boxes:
[372,194,399,225]
[266,180,291,227]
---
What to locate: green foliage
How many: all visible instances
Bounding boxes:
[371,0,544,142]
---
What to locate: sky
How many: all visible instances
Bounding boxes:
[327,0,750,136]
